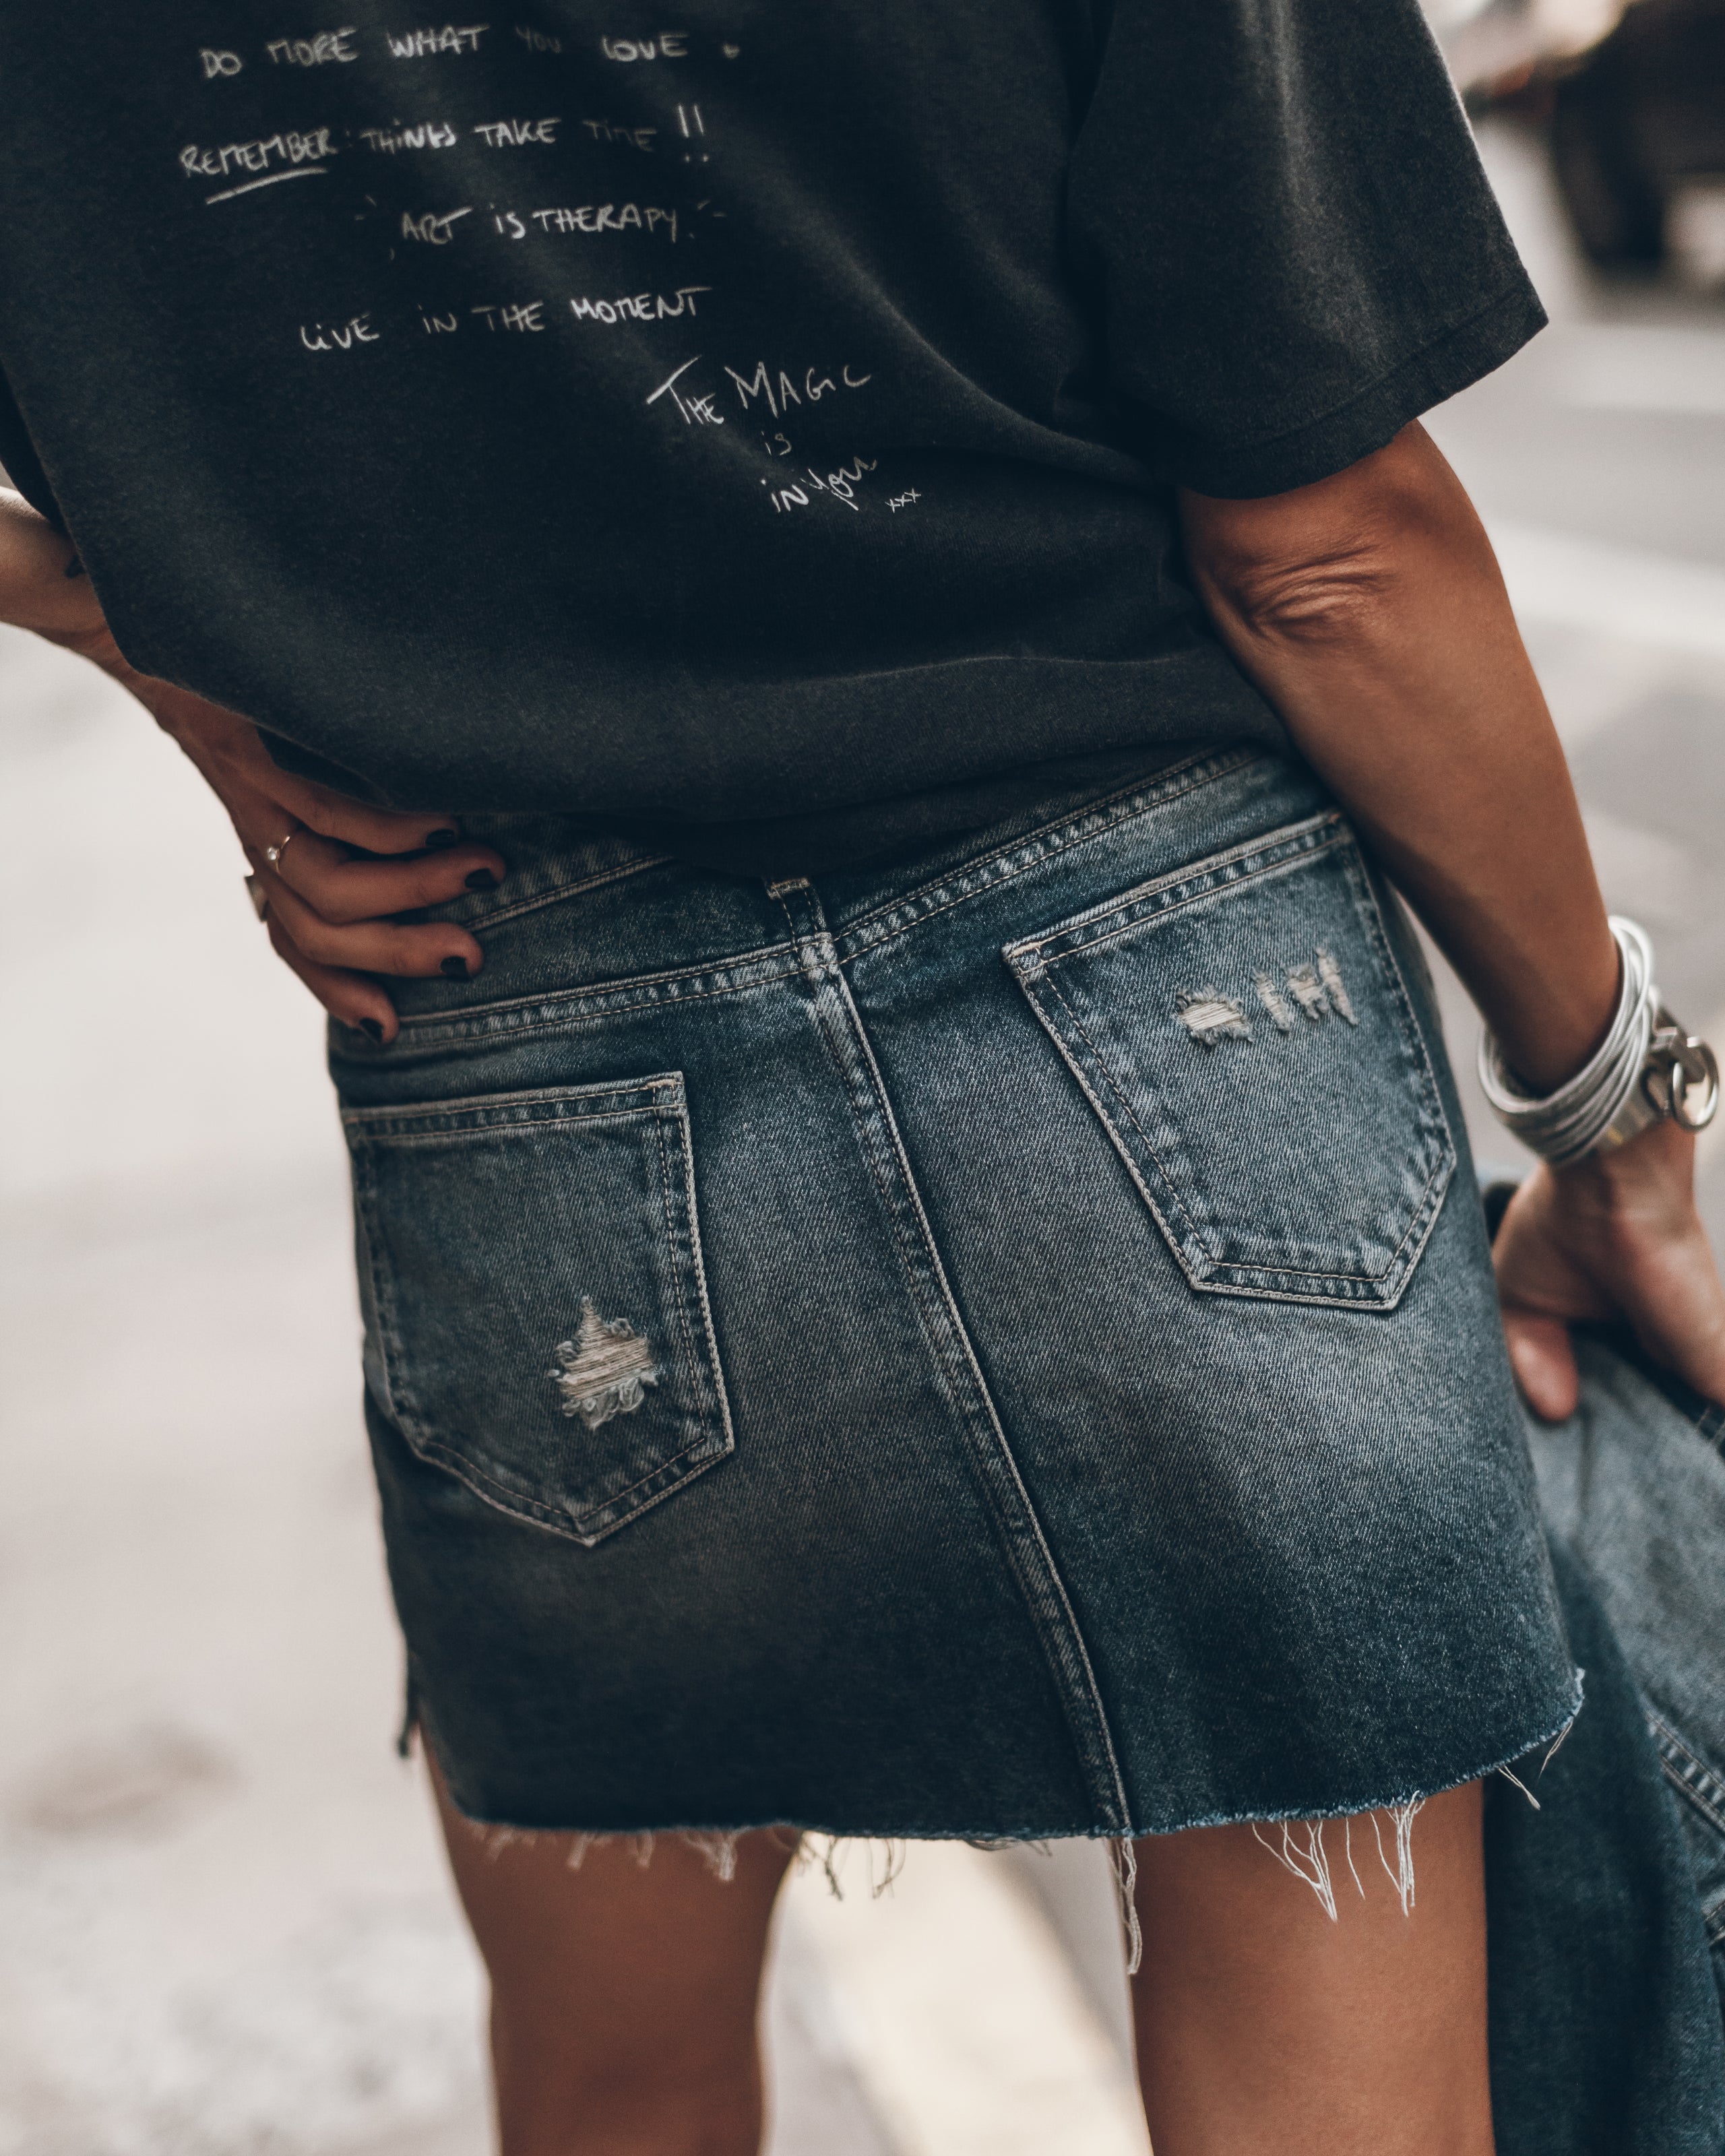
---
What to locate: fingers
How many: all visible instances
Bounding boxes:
[272,775,469,859]
[265,823,507,925]
[249,846,487,978]
[148,681,470,858]
[139,678,483,1036]
[265,916,401,1044]
[1493,1138,1725,1414]
[1501,1308,1580,1423]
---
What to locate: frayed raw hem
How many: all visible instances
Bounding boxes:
[1495,1667,1586,1814]
[1119,1666,1587,1844]
[436,1802,1147,1969]
[400,1699,1147,1864]
[466,1818,760,1884]
[1242,1673,1588,1923]
[443,1812,917,1899]
[400,1668,1584,1953]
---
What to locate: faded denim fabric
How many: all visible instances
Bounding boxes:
[334,751,1578,1842]
[1489,1336,1725,2155]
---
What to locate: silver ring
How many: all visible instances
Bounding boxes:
[263,827,300,869]
[244,873,269,923]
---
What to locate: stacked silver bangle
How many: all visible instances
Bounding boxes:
[1478,916,1719,1166]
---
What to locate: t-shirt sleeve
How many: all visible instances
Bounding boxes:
[1066,0,1544,497]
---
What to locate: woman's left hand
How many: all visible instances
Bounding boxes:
[1495,1120,1725,1420]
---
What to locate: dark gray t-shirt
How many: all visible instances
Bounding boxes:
[0,1,1540,870]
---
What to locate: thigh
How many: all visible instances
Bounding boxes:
[1130,1780,1494,2156]
[431,1756,797,2156]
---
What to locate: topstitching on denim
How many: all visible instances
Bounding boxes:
[1647,1713,1725,1948]
[830,747,1267,963]
[1003,809,1346,967]
[377,944,806,1052]
[441,849,677,937]
[364,753,1269,1060]
[339,1073,687,1139]
[770,875,1136,1847]
[1649,1713,1725,1844]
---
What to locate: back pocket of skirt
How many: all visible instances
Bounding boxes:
[1004,813,1455,1308]
[344,1073,732,1544]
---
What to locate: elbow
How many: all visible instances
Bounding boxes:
[1197,538,1408,652]
[1179,420,1486,653]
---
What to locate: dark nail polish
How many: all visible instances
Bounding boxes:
[359,1017,385,1044]
[425,828,460,850]
[441,955,470,979]
[464,868,498,891]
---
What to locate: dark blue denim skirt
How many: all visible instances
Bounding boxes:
[331,749,1580,1841]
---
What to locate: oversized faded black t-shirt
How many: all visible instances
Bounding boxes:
[0,1,1540,870]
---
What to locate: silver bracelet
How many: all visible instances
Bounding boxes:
[1478,916,1719,1166]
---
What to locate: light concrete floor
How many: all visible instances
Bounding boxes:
[3,114,1721,2156]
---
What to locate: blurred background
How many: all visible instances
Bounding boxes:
[3,8,1723,2149]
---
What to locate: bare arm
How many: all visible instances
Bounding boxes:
[1181,421,1725,1415]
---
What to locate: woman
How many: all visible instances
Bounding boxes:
[2,3,1721,2150]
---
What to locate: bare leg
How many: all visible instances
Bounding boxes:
[1130,1779,1494,2156]
[430,1757,797,2156]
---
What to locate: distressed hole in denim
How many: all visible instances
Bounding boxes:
[1254,970,1296,1033]
[1317,945,1358,1024]
[1177,986,1251,1046]
[548,1296,660,1429]
[1284,961,1330,1021]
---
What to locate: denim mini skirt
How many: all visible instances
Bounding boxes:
[332,749,1581,1843]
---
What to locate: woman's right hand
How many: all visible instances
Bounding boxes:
[1495,1120,1725,1420]
[121,675,507,1044]
[1,486,503,1043]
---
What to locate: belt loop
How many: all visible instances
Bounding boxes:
[764,874,835,972]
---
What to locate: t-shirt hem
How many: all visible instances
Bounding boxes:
[608,742,1201,876]
[1160,281,1547,500]
[0,367,64,529]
